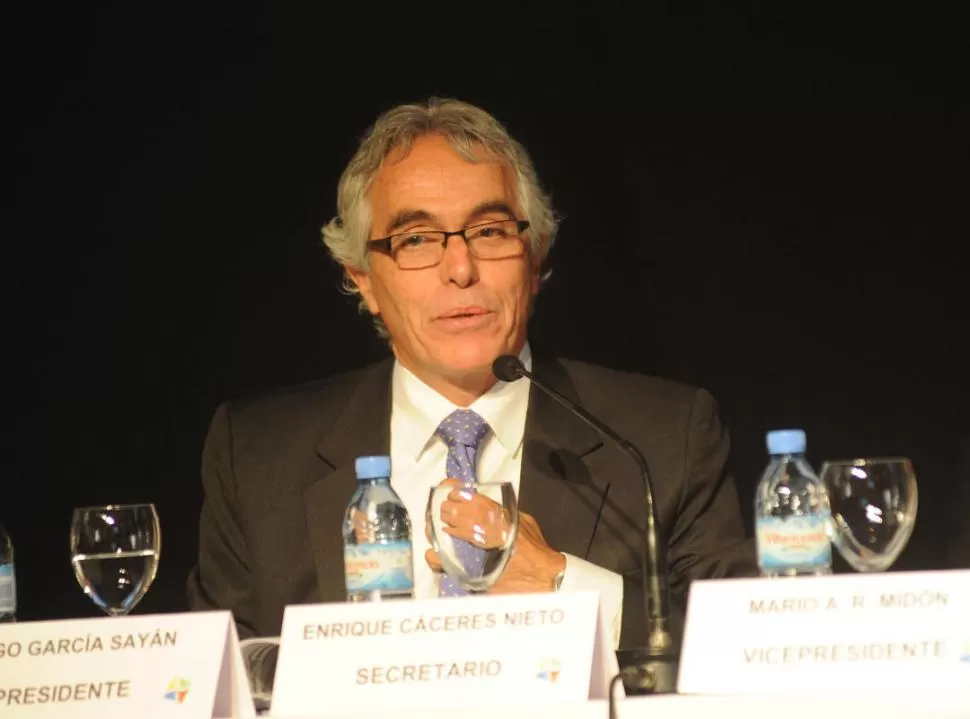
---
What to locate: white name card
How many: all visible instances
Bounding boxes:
[678,569,970,695]
[0,610,254,718]
[271,591,619,716]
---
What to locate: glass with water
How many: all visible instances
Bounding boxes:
[70,503,161,616]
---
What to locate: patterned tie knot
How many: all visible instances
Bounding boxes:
[435,409,490,450]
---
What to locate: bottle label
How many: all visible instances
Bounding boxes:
[756,515,832,570]
[344,541,414,594]
[0,563,15,612]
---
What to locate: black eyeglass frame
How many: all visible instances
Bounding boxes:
[366,219,531,266]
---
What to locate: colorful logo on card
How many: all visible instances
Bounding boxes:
[164,677,191,703]
[537,658,561,683]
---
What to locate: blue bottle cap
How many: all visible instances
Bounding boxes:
[766,429,807,455]
[355,455,391,480]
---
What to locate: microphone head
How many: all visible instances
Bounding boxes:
[492,354,525,382]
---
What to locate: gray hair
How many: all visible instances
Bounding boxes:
[320,97,560,337]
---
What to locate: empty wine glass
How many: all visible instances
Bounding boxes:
[70,503,161,615]
[820,458,918,572]
[426,481,518,593]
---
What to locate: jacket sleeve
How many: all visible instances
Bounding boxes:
[619,388,756,649]
[666,388,757,597]
[186,402,258,639]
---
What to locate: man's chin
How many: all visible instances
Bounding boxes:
[432,343,505,377]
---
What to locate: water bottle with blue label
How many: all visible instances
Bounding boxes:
[342,455,414,601]
[755,429,833,577]
[0,521,16,622]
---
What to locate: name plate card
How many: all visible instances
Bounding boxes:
[678,569,970,695]
[271,591,619,716]
[0,610,254,718]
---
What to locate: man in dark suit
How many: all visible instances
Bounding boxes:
[187,97,756,650]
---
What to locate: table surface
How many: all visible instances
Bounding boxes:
[241,691,970,719]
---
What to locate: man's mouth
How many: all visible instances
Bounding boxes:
[439,307,490,320]
[434,307,494,331]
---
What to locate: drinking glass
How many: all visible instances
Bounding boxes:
[240,636,279,714]
[820,458,918,572]
[426,481,518,593]
[70,503,161,615]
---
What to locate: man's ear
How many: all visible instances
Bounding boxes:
[345,264,381,315]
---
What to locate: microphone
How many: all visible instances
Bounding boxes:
[492,354,678,695]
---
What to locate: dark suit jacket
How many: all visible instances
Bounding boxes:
[186,356,756,649]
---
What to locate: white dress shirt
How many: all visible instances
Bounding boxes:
[389,342,624,649]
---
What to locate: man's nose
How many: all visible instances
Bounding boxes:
[439,235,478,287]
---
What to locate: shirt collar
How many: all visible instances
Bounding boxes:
[391,343,533,462]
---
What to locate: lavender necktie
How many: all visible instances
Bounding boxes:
[435,409,490,597]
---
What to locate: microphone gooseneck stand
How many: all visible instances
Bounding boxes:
[490,355,680,710]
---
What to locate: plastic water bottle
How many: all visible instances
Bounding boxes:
[0,522,15,622]
[755,429,832,577]
[342,455,414,601]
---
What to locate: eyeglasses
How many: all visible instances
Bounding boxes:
[366,219,530,270]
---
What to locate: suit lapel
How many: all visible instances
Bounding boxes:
[304,359,393,601]
[518,357,609,560]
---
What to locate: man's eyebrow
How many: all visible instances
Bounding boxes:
[384,209,439,235]
[465,200,517,224]
[382,200,517,236]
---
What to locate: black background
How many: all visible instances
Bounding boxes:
[6,4,968,621]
